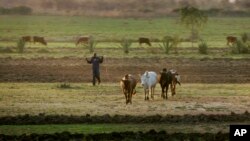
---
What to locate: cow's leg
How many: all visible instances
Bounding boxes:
[171,82,176,96]
[166,84,169,99]
[163,84,168,99]
[129,92,132,104]
[151,87,154,100]
[128,89,131,104]
[147,89,149,100]
[126,94,129,104]
[163,86,166,99]
[144,89,147,100]
[123,90,128,104]
[124,93,128,104]
[161,85,165,99]
[145,89,149,100]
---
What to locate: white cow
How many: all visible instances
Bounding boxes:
[140,71,157,100]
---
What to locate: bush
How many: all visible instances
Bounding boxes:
[0,6,32,15]
[0,47,14,53]
[12,6,32,15]
[17,39,25,53]
[37,49,50,53]
[159,36,172,54]
[120,38,132,54]
[57,83,71,89]
[160,36,180,54]
[231,40,249,54]
[198,40,208,54]
[241,33,249,43]
[85,36,96,53]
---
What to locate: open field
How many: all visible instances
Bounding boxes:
[0,15,249,139]
[0,82,249,137]
[1,57,250,83]
[0,83,249,116]
[0,16,250,47]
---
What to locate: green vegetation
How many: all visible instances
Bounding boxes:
[230,40,250,54]
[241,32,249,43]
[0,16,249,59]
[0,6,32,15]
[16,39,25,53]
[178,7,208,47]
[57,82,71,89]
[198,40,208,54]
[160,36,180,54]
[159,36,173,54]
[120,38,132,54]
[88,36,95,53]
[0,123,231,135]
[0,16,249,44]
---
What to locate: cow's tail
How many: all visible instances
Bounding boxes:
[175,75,181,86]
[133,89,136,95]
[177,81,181,86]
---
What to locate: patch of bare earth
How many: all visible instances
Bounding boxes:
[0,57,250,83]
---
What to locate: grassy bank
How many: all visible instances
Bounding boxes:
[0,123,232,135]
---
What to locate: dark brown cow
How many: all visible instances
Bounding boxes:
[21,36,32,43]
[226,36,237,45]
[33,36,47,46]
[159,68,181,99]
[76,36,89,46]
[139,37,151,46]
[120,74,137,104]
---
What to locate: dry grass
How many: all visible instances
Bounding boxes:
[0,83,249,117]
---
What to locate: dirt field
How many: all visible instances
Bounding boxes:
[0,54,250,116]
[1,57,250,83]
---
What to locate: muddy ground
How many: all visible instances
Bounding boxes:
[0,57,250,83]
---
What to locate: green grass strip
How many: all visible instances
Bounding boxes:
[0,123,234,135]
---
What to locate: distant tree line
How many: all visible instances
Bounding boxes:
[0,0,250,17]
[202,8,250,17]
[173,8,250,17]
[0,6,32,15]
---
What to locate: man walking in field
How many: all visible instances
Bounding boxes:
[86,53,104,86]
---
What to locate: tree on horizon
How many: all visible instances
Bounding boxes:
[178,6,208,47]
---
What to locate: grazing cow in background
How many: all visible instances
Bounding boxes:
[76,36,89,46]
[226,36,237,45]
[139,37,151,46]
[159,68,181,99]
[21,36,32,43]
[120,74,137,104]
[33,36,47,46]
[140,71,157,100]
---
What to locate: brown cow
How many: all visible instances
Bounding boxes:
[33,36,47,46]
[139,37,151,46]
[76,36,89,46]
[120,74,137,104]
[21,36,32,43]
[226,36,237,45]
[159,68,181,99]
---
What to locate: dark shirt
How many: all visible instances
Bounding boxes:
[86,56,103,71]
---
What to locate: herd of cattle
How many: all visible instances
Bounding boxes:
[120,69,181,104]
[21,36,153,46]
[21,36,238,46]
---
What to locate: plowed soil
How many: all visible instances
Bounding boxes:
[0,57,250,83]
